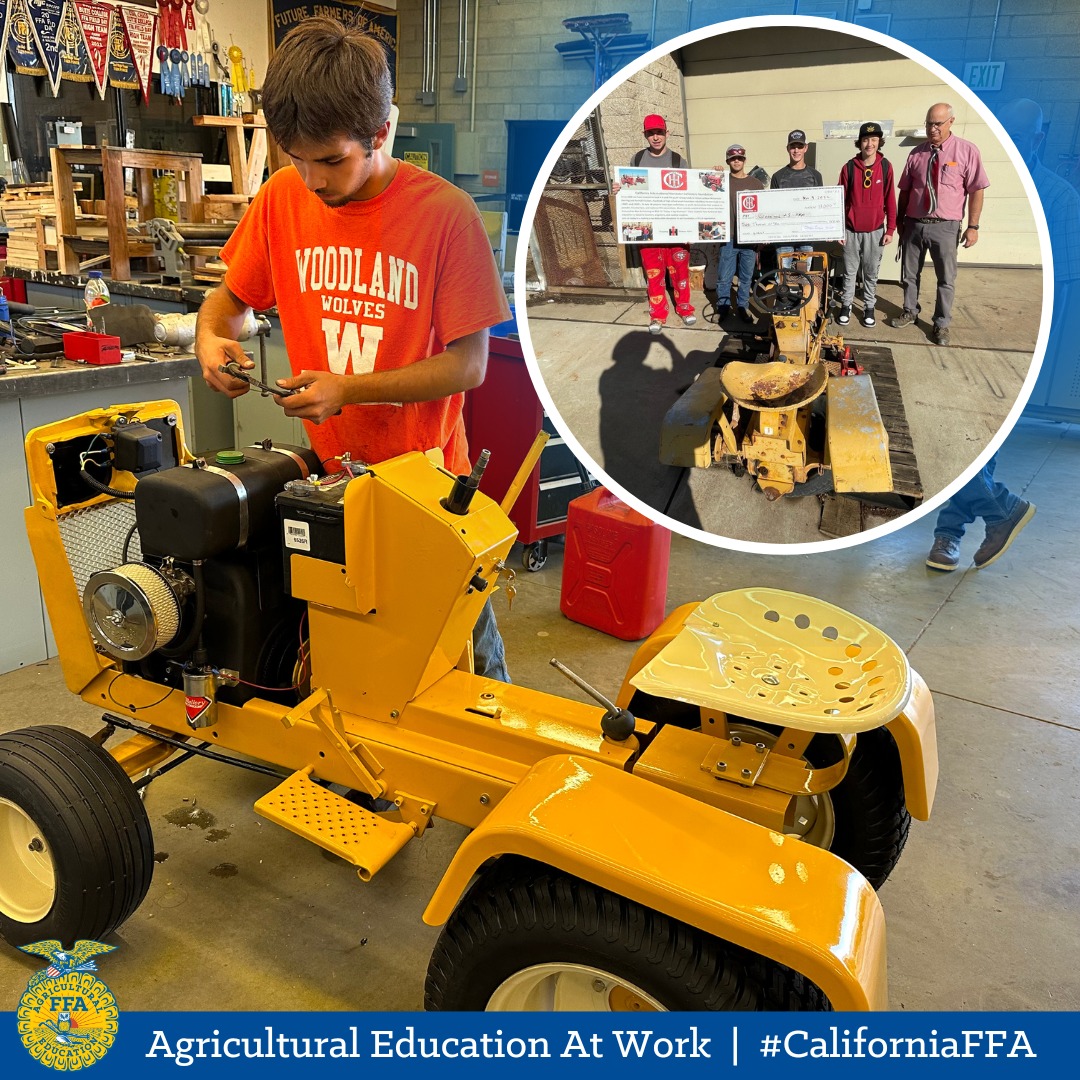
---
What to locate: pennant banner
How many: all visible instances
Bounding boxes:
[74,0,112,98]
[0,0,11,60]
[107,4,139,91]
[6,0,46,76]
[120,5,157,105]
[58,0,94,85]
[26,0,65,95]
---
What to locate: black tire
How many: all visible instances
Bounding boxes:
[425,857,830,1011]
[0,726,154,947]
[627,693,910,889]
[805,725,910,890]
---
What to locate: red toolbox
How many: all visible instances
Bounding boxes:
[560,487,671,640]
[63,331,122,365]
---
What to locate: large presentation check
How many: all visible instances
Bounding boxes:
[736,186,846,244]
[614,167,730,244]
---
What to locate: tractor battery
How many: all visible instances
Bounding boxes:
[276,479,350,593]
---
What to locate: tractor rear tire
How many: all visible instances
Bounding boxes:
[0,726,154,947]
[425,856,830,1011]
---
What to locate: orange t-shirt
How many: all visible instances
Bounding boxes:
[220,161,510,475]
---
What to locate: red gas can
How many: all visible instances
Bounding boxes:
[560,487,671,640]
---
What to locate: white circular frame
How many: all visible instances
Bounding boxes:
[513,14,1053,556]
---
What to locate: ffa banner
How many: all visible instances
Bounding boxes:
[119,3,156,105]
[26,0,65,94]
[74,0,113,98]
[58,0,94,85]
[107,4,139,92]
[270,0,398,96]
[0,0,9,58]
[6,0,46,76]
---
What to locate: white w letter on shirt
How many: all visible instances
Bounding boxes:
[321,319,384,374]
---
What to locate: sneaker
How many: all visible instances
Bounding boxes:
[716,304,731,322]
[973,500,1036,569]
[648,320,663,335]
[681,313,697,327]
[737,307,754,324]
[837,306,851,325]
[925,535,961,571]
[862,308,877,327]
[891,310,916,329]
[933,325,951,346]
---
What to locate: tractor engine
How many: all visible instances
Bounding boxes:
[80,434,323,723]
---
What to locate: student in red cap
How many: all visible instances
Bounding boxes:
[612,114,696,334]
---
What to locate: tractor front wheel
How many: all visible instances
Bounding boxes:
[0,726,154,947]
[425,857,830,1011]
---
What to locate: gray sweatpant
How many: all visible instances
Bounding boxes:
[841,226,885,310]
[899,218,962,328]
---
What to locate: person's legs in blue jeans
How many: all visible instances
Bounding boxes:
[734,245,757,308]
[934,456,1017,540]
[717,240,737,309]
[473,598,510,682]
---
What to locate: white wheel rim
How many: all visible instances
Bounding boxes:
[486,962,667,1011]
[728,725,836,850]
[0,797,56,922]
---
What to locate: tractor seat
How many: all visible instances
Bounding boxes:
[630,588,912,733]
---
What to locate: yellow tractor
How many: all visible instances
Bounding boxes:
[0,399,937,1011]
[661,254,919,505]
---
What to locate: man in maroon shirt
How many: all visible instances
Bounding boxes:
[892,103,989,346]
[837,122,896,327]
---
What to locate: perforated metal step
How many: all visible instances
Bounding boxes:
[254,770,415,881]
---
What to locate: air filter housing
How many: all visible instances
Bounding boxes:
[83,563,182,661]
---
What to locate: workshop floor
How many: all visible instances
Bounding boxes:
[0,415,1077,1012]
[525,266,1042,544]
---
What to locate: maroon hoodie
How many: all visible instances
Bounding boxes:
[839,154,897,235]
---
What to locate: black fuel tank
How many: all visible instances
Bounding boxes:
[136,444,322,560]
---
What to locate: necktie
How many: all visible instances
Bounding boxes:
[925,145,940,216]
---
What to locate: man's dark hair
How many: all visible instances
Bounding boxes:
[262,17,393,154]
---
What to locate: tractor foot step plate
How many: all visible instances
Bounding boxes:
[254,770,415,881]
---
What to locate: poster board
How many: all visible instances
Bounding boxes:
[735,186,846,245]
[268,1,398,98]
[614,166,730,244]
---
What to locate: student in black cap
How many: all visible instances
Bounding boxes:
[771,128,823,266]
[836,122,897,327]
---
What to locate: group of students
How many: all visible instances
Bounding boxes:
[624,106,989,347]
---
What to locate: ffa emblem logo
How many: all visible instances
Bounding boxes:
[17,940,118,1070]
[661,170,686,191]
[740,193,759,213]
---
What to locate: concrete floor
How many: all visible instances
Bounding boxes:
[0,415,1077,1011]
[526,266,1041,544]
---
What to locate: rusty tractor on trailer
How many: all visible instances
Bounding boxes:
[0,400,937,1011]
[661,254,923,505]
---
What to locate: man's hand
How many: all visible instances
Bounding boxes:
[611,180,622,194]
[276,369,347,423]
[197,336,253,397]
[882,232,894,246]
[961,226,980,248]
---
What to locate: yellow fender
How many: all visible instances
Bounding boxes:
[424,754,888,1010]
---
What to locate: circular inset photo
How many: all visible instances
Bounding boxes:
[518,17,1050,550]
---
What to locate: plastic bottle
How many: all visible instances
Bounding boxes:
[84,270,110,331]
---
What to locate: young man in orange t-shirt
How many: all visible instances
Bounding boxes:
[195,17,512,680]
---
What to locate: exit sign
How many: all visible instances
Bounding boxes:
[963,61,1005,91]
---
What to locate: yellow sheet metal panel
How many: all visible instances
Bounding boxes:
[615,601,700,709]
[659,367,727,467]
[826,375,893,493]
[886,668,939,821]
[630,589,912,733]
[424,754,888,1011]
